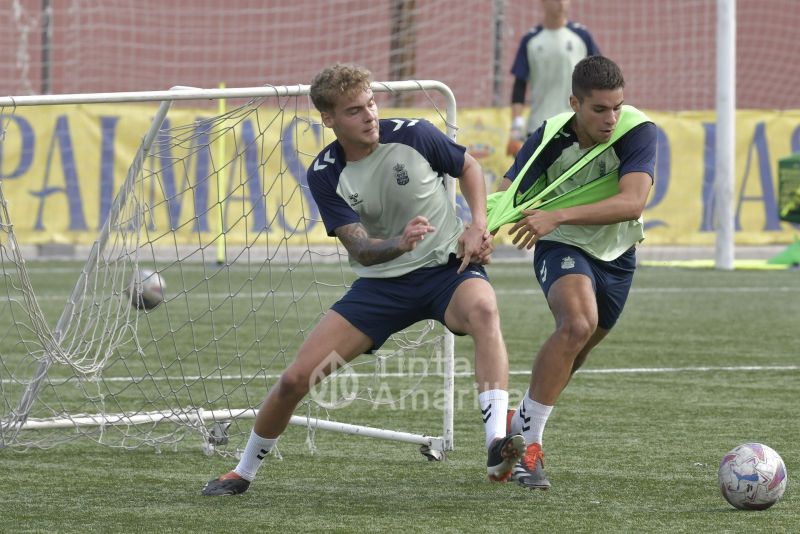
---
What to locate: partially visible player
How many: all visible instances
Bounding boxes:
[507,0,600,156]
[201,63,524,496]
[499,55,657,490]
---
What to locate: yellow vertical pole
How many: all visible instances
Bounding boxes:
[216,82,226,265]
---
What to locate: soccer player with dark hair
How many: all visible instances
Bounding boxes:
[498,55,657,490]
[202,63,525,496]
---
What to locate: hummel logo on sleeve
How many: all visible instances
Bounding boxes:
[313,149,336,171]
[390,119,419,131]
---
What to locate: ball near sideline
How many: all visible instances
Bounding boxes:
[126,269,166,310]
[718,442,787,510]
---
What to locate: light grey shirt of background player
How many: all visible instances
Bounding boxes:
[512,22,599,134]
[335,142,463,278]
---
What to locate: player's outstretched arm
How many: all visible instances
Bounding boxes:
[507,79,527,157]
[335,216,435,266]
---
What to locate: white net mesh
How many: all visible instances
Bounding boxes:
[0,85,454,454]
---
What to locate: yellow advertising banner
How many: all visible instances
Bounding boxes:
[1,103,799,247]
[455,108,800,245]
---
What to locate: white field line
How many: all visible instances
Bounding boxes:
[5,364,795,386]
[17,265,350,275]
[2,285,799,303]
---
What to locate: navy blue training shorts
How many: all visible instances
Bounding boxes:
[330,254,488,351]
[533,240,636,330]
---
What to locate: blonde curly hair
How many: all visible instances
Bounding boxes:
[310,63,372,114]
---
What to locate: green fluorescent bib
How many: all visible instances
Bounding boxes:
[487,105,651,233]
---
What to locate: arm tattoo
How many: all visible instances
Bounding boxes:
[335,223,405,266]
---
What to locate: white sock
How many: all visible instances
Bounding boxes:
[478,389,509,449]
[233,429,277,481]
[511,390,553,446]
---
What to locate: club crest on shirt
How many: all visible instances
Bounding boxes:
[561,256,575,270]
[393,163,409,186]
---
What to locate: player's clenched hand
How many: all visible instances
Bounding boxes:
[456,224,491,273]
[508,209,558,250]
[475,229,495,266]
[399,215,436,252]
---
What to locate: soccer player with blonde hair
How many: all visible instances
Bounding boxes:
[202,64,525,496]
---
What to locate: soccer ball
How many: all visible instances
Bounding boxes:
[718,442,787,510]
[125,269,166,310]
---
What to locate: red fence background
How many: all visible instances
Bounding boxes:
[1,1,799,110]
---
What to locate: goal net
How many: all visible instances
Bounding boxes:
[0,81,458,458]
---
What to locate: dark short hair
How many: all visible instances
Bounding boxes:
[572,56,625,102]
[309,63,372,114]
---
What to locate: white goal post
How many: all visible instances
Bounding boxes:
[0,81,458,458]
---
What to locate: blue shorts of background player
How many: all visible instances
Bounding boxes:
[331,254,488,351]
[533,240,636,330]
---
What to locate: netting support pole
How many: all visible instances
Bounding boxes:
[491,0,506,107]
[215,82,227,265]
[714,0,736,270]
[40,0,52,94]
[7,97,176,433]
